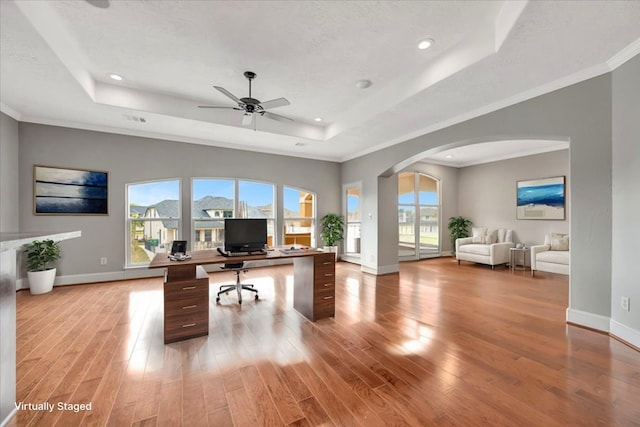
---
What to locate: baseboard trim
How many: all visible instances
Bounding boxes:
[1,408,17,427]
[566,308,610,332]
[610,319,640,350]
[361,263,399,275]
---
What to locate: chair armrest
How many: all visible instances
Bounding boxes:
[530,244,550,270]
[456,237,473,253]
[489,242,515,264]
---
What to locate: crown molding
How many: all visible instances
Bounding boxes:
[0,103,21,121]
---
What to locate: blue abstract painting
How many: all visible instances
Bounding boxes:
[34,166,108,215]
[516,176,565,220]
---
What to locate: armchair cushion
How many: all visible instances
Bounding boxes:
[545,233,569,251]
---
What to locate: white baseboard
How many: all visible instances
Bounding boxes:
[361,263,399,275]
[566,308,610,332]
[610,319,640,349]
[1,408,17,427]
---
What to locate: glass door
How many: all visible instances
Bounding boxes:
[398,172,440,260]
[345,185,361,257]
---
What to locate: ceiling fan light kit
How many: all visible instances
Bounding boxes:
[198,71,293,127]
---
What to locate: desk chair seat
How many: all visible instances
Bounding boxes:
[216,262,258,304]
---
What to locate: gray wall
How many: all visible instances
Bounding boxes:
[0,113,19,232]
[342,71,615,330]
[611,54,640,334]
[18,123,341,279]
[458,150,569,246]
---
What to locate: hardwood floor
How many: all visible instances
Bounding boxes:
[10,257,640,426]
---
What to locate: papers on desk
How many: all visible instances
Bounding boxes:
[168,254,192,261]
[279,248,307,254]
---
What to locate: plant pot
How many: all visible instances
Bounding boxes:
[27,268,56,295]
[324,246,338,260]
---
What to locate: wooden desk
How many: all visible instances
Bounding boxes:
[149,248,335,343]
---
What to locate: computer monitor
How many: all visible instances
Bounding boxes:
[170,240,187,255]
[224,218,267,253]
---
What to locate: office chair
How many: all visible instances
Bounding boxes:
[216,262,258,304]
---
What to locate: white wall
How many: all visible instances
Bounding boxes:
[458,150,569,246]
[18,123,341,282]
[611,54,640,343]
[0,113,19,232]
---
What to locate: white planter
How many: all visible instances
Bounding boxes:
[324,246,338,260]
[27,268,56,295]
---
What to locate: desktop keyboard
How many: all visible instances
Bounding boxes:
[227,251,265,257]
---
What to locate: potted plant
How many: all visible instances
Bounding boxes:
[24,239,61,295]
[448,216,473,255]
[321,213,345,257]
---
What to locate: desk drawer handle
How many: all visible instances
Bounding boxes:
[324,273,333,277]
[182,305,197,309]
[323,283,332,287]
[323,296,334,300]
[182,286,197,290]
[322,261,332,265]
[182,323,196,328]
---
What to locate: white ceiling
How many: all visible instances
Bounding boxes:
[1,0,639,164]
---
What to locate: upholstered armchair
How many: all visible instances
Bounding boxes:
[531,233,570,276]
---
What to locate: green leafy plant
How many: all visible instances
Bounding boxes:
[321,214,345,247]
[448,216,473,255]
[24,239,61,272]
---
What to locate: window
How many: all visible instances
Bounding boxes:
[192,179,233,250]
[398,172,440,259]
[127,179,180,266]
[192,179,275,250]
[283,186,316,247]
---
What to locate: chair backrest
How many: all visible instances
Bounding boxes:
[223,262,245,269]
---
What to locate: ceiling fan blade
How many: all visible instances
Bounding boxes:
[197,105,241,110]
[213,86,242,104]
[259,97,290,110]
[242,112,254,126]
[262,111,293,122]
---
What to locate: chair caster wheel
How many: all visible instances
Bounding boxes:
[239,300,242,305]
[255,295,259,300]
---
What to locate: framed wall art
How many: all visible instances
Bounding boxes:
[34,165,109,215]
[516,176,565,220]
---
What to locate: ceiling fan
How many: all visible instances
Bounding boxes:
[198,71,293,127]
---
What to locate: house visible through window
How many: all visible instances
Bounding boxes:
[126,179,181,266]
[192,179,275,250]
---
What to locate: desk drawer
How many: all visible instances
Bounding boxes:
[314,299,335,319]
[314,267,335,282]
[165,295,209,314]
[314,253,335,267]
[314,280,335,295]
[164,319,208,343]
[165,278,209,300]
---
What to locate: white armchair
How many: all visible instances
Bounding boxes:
[531,233,570,276]
[456,227,514,269]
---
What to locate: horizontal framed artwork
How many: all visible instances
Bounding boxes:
[516,176,565,220]
[34,165,109,215]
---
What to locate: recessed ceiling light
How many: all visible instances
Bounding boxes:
[356,79,372,89]
[445,154,453,159]
[418,39,434,50]
[108,73,123,81]
[314,117,323,122]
